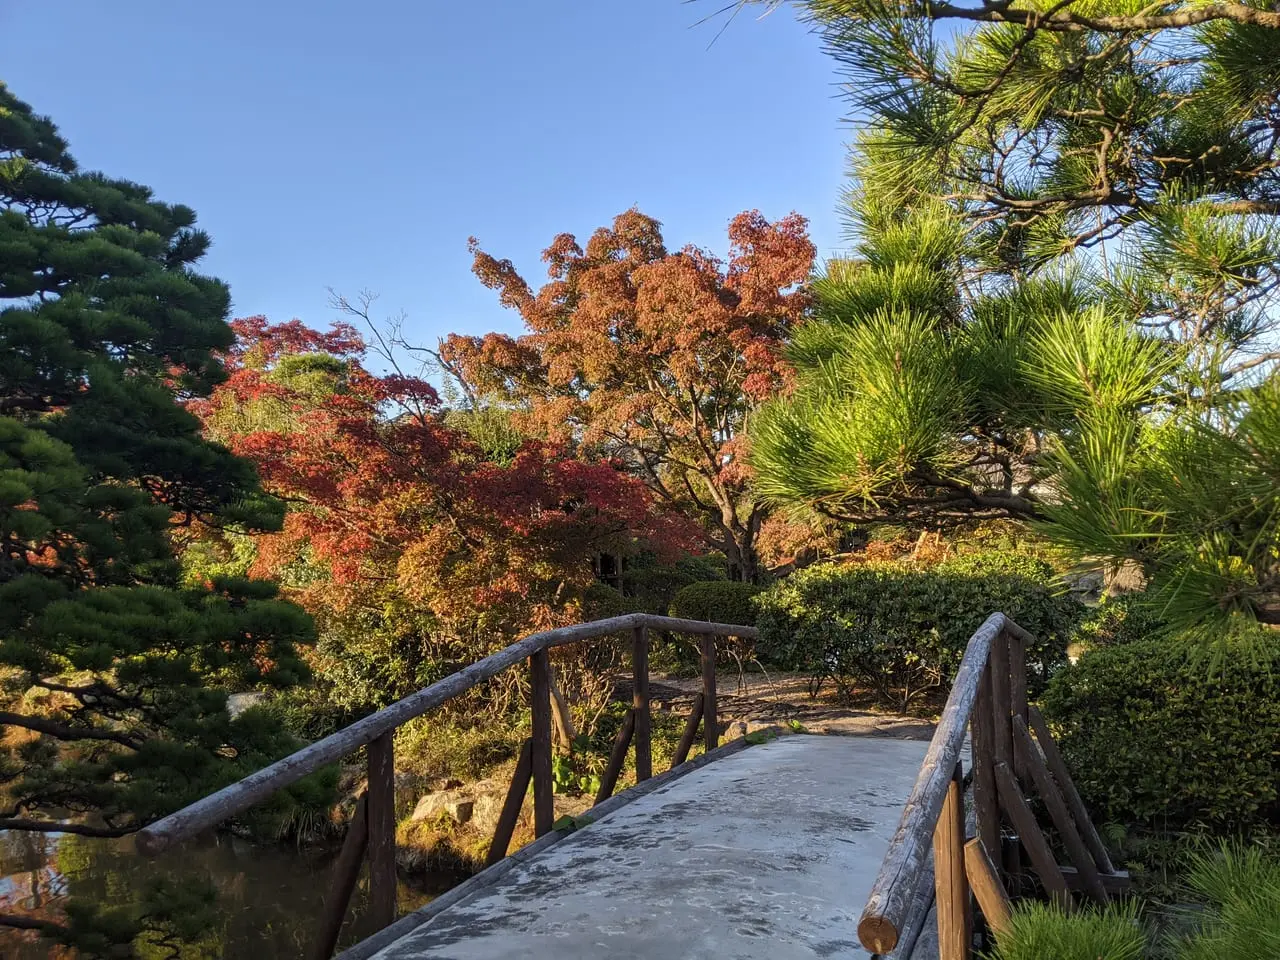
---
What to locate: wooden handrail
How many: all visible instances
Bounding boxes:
[856,612,1010,955]
[135,613,756,857]
[859,612,1122,957]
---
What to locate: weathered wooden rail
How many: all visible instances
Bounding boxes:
[135,612,754,960]
[857,612,1126,959]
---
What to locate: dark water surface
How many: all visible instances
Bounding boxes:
[0,829,446,958]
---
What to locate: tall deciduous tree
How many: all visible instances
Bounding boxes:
[440,208,815,581]
[0,85,313,948]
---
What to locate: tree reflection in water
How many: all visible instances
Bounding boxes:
[0,830,435,958]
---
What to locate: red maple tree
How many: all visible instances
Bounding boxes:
[197,317,693,649]
[441,208,815,581]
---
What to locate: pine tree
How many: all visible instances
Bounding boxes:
[0,84,314,945]
[748,1,1280,631]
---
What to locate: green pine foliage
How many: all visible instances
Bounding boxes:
[0,82,316,946]
[982,847,1280,958]
[748,0,1280,635]
[986,901,1147,960]
[1177,845,1280,959]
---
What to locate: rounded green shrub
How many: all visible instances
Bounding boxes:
[654,581,764,673]
[1070,593,1166,651]
[580,581,645,620]
[668,580,763,627]
[616,552,728,614]
[754,551,1077,704]
[1041,630,1280,827]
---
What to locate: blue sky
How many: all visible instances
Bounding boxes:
[1,1,849,348]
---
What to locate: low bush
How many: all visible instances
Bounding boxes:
[1070,593,1167,652]
[649,580,764,673]
[580,581,646,621]
[668,581,763,627]
[394,716,525,784]
[754,551,1077,704]
[1042,627,1280,827]
[621,552,728,614]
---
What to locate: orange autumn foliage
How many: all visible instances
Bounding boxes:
[442,208,815,580]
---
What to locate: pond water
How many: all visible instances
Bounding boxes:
[0,830,454,958]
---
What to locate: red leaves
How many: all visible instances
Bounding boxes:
[451,208,816,577]
[201,317,694,634]
[229,316,364,368]
[725,210,815,313]
[469,243,535,313]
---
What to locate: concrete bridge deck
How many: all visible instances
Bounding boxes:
[354,735,931,960]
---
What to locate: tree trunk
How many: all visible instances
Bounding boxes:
[1103,559,1146,597]
[720,512,761,583]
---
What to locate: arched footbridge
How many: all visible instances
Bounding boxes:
[138,613,1127,959]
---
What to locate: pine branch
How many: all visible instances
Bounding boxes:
[1223,351,1280,380]
[883,1,1280,34]
[1203,199,1280,216]
[0,711,143,749]
[0,914,73,937]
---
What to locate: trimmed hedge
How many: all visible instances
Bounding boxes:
[622,552,728,614]
[755,552,1077,704]
[1070,593,1166,651]
[1042,630,1280,827]
[651,580,764,673]
[668,580,763,628]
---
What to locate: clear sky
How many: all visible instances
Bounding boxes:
[0,1,849,349]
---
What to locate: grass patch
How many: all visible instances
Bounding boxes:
[988,901,1147,960]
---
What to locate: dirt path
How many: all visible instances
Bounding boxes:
[647,671,937,741]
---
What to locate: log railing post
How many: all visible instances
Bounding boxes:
[309,793,369,960]
[989,630,1013,773]
[1027,706,1116,875]
[963,838,1012,939]
[971,663,1000,878]
[1013,717,1109,906]
[547,666,577,753]
[632,625,651,782]
[593,708,636,805]
[485,739,533,867]
[700,633,718,753]
[1007,627,1029,780]
[995,760,1072,910]
[672,693,704,769]
[366,732,397,931]
[933,762,971,960]
[1007,628,1028,726]
[529,648,554,838]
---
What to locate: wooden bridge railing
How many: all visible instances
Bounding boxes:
[857,612,1124,959]
[135,612,755,960]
